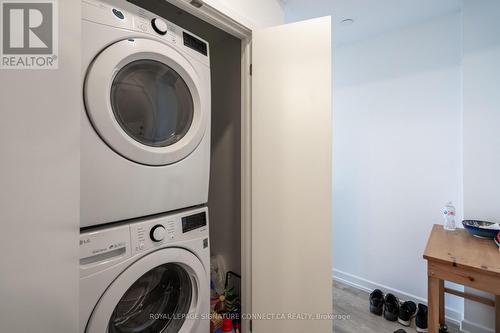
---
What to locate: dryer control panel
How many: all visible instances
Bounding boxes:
[82,0,210,66]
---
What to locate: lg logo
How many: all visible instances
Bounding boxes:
[80,239,91,246]
[1,0,58,69]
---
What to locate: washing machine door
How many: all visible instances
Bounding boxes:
[86,248,208,333]
[85,38,208,166]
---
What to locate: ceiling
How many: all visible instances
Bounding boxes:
[284,0,462,46]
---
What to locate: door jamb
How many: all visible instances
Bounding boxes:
[166,1,253,331]
[240,36,252,333]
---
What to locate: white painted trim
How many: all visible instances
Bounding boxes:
[240,36,253,333]
[461,319,494,333]
[199,0,258,32]
[166,0,252,38]
[332,269,463,329]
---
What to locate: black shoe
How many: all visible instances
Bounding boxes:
[369,289,384,315]
[383,293,399,322]
[416,303,428,332]
[398,300,417,326]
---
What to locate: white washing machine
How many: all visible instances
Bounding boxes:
[81,0,211,227]
[80,206,210,333]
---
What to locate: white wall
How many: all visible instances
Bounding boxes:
[0,1,81,332]
[462,0,500,332]
[203,0,284,29]
[286,5,465,323]
[286,0,500,329]
[332,12,464,320]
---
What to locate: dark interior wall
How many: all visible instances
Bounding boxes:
[128,0,242,274]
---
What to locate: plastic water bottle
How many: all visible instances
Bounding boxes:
[443,202,456,231]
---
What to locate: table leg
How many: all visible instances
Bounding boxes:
[495,295,499,333]
[428,276,443,333]
[439,280,445,325]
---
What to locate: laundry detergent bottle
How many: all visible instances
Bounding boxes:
[215,318,235,333]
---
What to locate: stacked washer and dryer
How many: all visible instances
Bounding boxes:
[80,1,211,332]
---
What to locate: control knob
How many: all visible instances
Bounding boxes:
[151,18,168,35]
[150,225,166,242]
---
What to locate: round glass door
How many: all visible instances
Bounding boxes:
[108,263,192,333]
[84,38,209,166]
[110,60,194,148]
[85,248,208,333]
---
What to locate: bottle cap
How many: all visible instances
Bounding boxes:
[222,318,233,332]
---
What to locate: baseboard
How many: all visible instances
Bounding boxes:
[332,268,463,329]
[460,319,494,333]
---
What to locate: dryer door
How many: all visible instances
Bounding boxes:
[85,38,209,166]
[86,248,208,333]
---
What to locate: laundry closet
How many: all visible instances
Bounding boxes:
[78,0,332,332]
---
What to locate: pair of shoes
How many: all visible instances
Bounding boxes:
[369,289,428,332]
[398,300,417,326]
[369,290,400,321]
[387,295,424,328]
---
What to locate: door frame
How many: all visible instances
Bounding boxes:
[166,1,254,331]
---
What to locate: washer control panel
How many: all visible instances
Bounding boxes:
[80,207,208,277]
[151,18,168,35]
[130,207,208,255]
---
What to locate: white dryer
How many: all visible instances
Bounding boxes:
[80,206,210,333]
[82,0,211,227]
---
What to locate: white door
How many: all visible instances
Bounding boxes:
[251,17,332,333]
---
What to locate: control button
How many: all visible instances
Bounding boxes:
[151,18,168,35]
[139,242,145,250]
[170,234,175,240]
[112,8,125,20]
[150,225,166,242]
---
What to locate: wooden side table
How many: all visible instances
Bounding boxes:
[423,225,500,333]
